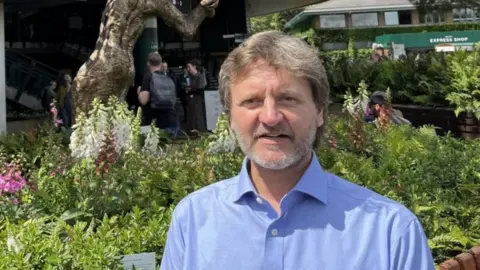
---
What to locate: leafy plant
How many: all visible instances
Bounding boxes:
[445,42,480,118]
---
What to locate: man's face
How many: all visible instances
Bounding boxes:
[372,103,383,118]
[187,63,196,75]
[64,74,72,84]
[229,60,324,170]
[161,62,168,73]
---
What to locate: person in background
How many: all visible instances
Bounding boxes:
[56,73,73,129]
[185,58,207,133]
[160,61,169,75]
[42,80,57,112]
[175,67,189,125]
[137,52,178,136]
[160,31,434,270]
[365,91,411,125]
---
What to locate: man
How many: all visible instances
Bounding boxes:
[176,67,189,124]
[137,52,178,136]
[41,80,57,111]
[160,61,169,75]
[366,91,412,125]
[185,58,207,132]
[160,31,435,270]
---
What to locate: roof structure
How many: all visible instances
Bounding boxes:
[285,0,415,29]
[304,0,414,13]
[245,0,327,17]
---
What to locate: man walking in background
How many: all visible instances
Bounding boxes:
[137,52,178,136]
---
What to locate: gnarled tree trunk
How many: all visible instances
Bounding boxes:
[71,0,218,116]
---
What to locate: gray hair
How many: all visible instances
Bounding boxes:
[218,31,330,147]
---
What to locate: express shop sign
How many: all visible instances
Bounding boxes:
[430,36,469,43]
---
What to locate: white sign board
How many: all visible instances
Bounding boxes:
[121,252,156,270]
[204,90,223,131]
[391,43,406,60]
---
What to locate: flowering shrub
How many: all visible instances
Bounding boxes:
[206,112,237,154]
[69,97,142,159]
[0,162,26,204]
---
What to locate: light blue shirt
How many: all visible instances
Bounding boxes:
[160,153,435,270]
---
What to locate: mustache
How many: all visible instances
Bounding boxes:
[253,125,294,138]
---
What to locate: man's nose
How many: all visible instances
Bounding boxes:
[259,99,284,127]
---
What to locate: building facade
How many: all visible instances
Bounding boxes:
[285,0,480,50]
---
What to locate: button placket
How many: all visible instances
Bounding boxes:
[263,222,284,270]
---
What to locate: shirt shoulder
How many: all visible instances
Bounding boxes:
[326,172,418,231]
[171,176,239,218]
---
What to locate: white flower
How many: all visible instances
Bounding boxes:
[7,233,21,254]
[142,123,163,155]
[207,112,237,154]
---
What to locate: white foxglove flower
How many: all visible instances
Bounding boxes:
[142,122,163,155]
[7,233,21,254]
[207,112,237,153]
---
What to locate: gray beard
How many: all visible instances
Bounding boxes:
[233,120,317,170]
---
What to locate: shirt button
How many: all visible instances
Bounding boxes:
[256,197,262,204]
[271,229,278,236]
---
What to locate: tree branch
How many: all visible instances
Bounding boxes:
[145,0,218,40]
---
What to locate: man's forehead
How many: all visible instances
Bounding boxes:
[233,61,297,85]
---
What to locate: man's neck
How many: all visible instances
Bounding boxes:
[249,152,313,209]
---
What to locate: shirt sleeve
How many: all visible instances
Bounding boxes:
[159,210,185,270]
[141,73,152,92]
[390,218,435,270]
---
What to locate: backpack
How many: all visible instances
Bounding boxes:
[149,72,177,110]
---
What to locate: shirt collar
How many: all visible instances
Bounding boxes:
[232,152,328,204]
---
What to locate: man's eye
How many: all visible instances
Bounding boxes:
[243,99,262,106]
[282,96,297,104]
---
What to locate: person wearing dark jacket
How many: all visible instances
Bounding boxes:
[185,59,207,133]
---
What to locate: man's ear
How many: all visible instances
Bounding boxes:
[316,109,324,128]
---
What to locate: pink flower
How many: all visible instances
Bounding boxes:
[329,136,337,149]
[54,118,63,127]
[0,170,27,194]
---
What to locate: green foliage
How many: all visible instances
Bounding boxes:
[249,9,302,34]
[445,42,480,118]
[0,101,479,267]
[320,45,480,119]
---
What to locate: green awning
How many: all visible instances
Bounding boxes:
[375,30,480,49]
